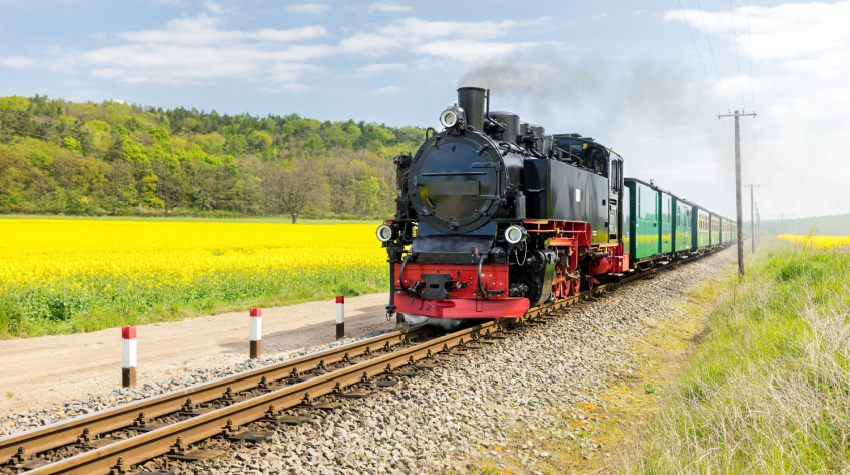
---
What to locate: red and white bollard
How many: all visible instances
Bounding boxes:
[335,296,344,340]
[121,326,137,388]
[250,308,262,359]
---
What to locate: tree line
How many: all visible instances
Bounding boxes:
[0,95,426,221]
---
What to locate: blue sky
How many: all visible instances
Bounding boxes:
[2,0,849,220]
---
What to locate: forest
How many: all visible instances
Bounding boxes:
[0,94,427,221]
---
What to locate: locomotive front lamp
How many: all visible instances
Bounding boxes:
[505,225,527,244]
[376,224,396,242]
[439,109,459,128]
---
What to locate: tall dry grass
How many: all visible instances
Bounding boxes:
[625,240,850,474]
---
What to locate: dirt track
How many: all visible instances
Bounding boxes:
[0,293,393,416]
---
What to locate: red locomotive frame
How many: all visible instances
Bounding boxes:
[392,219,630,319]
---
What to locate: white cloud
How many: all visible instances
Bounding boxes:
[259,83,312,93]
[339,17,553,57]
[0,55,39,68]
[370,85,405,95]
[368,1,413,14]
[203,0,221,13]
[2,14,555,91]
[661,1,850,217]
[356,62,406,76]
[115,16,327,46]
[665,2,850,78]
[413,40,557,63]
[26,16,334,86]
[285,3,330,15]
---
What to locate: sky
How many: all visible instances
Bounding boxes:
[1,0,848,220]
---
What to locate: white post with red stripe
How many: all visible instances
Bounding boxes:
[335,296,344,340]
[250,308,262,359]
[122,326,137,387]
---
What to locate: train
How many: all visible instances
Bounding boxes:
[376,87,736,322]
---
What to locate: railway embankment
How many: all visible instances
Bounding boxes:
[619,238,850,473]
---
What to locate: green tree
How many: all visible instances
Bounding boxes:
[304,133,326,155]
[356,176,380,215]
[63,136,83,154]
[0,95,30,112]
[277,161,327,223]
[141,174,165,209]
[0,94,425,218]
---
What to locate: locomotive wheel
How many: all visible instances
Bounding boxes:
[581,272,599,292]
[569,278,580,296]
[552,262,568,299]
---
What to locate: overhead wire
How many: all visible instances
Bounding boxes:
[745,0,756,112]
[729,0,747,108]
[678,0,722,113]
[696,0,730,111]
[745,0,760,190]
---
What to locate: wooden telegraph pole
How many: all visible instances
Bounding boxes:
[745,184,760,253]
[719,109,757,278]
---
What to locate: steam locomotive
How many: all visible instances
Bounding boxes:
[377,87,735,321]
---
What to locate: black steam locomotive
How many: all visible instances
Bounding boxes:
[377,87,629,321]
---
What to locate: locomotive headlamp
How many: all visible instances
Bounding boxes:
[376,224,397,242]
[504,225,527,244]
[439,105,465,129]
[440,109,458,128]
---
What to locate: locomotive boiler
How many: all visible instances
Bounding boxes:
[377,87,629,321]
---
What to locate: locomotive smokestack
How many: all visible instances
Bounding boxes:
[457,87,486,130]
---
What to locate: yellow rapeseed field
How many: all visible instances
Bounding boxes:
[0,219,386,337]
[778,234,850,250]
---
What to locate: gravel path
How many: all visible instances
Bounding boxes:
[1,249,735,474]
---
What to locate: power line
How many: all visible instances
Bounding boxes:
[697,0,730,110]
[745,0,759,179]
[679,0,722,112]
[729,0,747,107]
[745,0,756,112]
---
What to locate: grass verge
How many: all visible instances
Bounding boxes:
[625,239,850,473]
[0,267,386,338]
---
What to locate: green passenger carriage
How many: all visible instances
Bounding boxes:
[710,215,721,247]
[673,197,693,256]
[625,178,737,269]
[625,178,660,262]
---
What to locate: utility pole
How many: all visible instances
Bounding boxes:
[719,109,757,278]
[755,202,761,244]
[745,184,760,253]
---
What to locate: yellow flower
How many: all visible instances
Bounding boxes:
[778,234,850,250]
[0,219,384,290]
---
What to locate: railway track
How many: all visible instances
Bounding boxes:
[0,250,719,475]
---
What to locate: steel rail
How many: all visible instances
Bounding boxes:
[26,321,501,475]
[0,324,433,464]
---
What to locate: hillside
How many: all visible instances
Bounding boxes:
[0,95,426,220]
[744,213,850,237]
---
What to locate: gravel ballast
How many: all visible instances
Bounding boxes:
[1,249,735,474]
